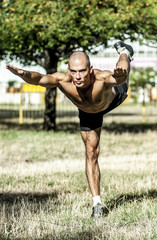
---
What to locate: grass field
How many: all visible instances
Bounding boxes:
[0,104,157,240]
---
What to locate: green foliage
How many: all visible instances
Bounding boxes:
[130,67,157,89]
[130,67,157,106]
[0,0,157,66]
[1,0,157,128]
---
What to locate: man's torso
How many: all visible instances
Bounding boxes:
[58,69,116,113]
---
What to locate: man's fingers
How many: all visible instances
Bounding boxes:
[114,67,127,75]
[114,67,124,72]
[6,64,24,76]
[6,64,12,70]
[6,64,16,70]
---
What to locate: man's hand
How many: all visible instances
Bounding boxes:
[112,66,127,78]
[6,64,25,77]
[112,66,128,84]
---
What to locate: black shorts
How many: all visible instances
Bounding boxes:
[78,83,128,131]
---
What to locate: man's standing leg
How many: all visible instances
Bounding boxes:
[80,127,105,218]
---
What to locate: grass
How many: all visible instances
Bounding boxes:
[0,103,157,240]
[0,124,157,240]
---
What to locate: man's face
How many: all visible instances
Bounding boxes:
[68,57,92,88]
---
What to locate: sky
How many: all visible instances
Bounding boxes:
[0,60,46,84]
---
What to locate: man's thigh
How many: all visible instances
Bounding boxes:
[80,127,102,149]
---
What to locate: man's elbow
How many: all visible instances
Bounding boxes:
[39,75,59,88]
[39,76,50,86]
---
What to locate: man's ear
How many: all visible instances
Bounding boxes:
[90,66,93,74]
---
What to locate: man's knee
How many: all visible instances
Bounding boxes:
[86,146,100,162]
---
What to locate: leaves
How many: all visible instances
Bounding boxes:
[0,0,157,66]
[130,67,157,88]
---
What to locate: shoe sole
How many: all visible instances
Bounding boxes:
[114,41,134,61]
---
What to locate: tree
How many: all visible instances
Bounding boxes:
[0,0,157,129]
[130,67,157,122]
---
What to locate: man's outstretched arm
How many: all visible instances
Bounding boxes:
[6,64,69,88]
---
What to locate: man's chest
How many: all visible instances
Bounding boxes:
[61,82,105,104]
[59,82,112,112]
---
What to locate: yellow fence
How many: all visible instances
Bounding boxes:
[0,82,157,125]
[21,84,46,93]
[0,83,46,124]
[19,84,46,124]
[0,83,78,125]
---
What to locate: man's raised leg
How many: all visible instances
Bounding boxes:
[114,41,134,87]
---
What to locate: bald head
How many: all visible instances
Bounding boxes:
[68,51,91,68]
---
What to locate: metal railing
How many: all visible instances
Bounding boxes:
[0,83,78,125]
[0,82,157,127]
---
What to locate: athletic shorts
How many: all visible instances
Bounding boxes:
[78,82,128,131]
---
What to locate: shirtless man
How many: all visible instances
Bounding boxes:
[6,41,134,218]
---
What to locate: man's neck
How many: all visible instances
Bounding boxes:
[76,73,95,92]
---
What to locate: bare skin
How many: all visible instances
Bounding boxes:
[6,52,130,198]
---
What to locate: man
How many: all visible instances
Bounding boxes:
[6,41,134,219]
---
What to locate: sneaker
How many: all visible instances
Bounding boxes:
[91,203,105,218]
[114,41,134,61]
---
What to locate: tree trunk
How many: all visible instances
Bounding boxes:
[42,50,58,131]
[43,87,57,130]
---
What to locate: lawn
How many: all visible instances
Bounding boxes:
[0,124,157,239]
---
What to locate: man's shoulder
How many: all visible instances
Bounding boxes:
[94,69,112,81]
[61,72,72,82]
[50,72,72,82]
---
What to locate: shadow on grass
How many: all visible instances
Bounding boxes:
[57,121,157,134]
[102,122,157,133]
[0,234,102,240]
[0,191,69,226]
[103,189,157,215]
[0,191,60,205]
[0,191,68,216]
[0,121,44,131]
[0,121,80,133]
[1,190,156,240]
[0,228,107,240]
[0,121,157,133]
